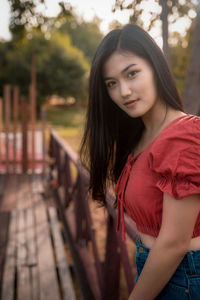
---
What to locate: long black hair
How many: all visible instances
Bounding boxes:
[80,23,184,205]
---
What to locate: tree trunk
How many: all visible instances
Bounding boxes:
[159,0,171,65]
[183,6,200,115]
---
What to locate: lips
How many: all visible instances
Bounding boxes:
[124,99,139,106]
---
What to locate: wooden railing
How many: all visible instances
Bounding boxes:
[0,84,46,174]
[49,129,139,300]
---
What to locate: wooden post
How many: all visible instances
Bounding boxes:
[0,97,2,167]
[63,155,73,207]
[21,97,28,173]
[102,215,120,299]
[30,55,36,174]
[30,84,36,174]
[75,175,90,242]
[55,142,62,186]
[73,174,103,298]
[13,86,19,173]
[41,107,46,175]
[117,235,135,293]
[4,85,11,173]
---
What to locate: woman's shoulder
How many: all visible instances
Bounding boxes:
[148,114,200,199]
[170,113,200,134]
[149,114,200,171]
[152,114,200,152]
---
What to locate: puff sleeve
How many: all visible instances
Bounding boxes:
[149,115,200,199]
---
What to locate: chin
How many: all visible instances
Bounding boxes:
[126,110,145,119]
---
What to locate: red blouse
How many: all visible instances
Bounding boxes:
[115,114,200,241]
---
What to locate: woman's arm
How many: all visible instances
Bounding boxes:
[129,193,200,300]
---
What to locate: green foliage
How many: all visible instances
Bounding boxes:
[0,2,102,109]
[0,31,89,106]
[46,105,85,128]
[59,17,103,63]
[1,1,102,111]
[8,0,73,41]
[170,29,192,96]
[0,42,10,87]
[8,0,44,40]
[46,105,85,151]
[108,20,123,31]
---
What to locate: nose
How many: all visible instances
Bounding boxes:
[120,81,132,98]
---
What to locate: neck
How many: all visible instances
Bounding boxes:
[142,101,168,137]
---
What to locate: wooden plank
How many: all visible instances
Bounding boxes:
[17,209,31,300]
[0,175,13,296]
[26,207,37,268]
[0,175,6,204]
[0,175,17,212]
[34,192,60,300]
[26,207,39,300]
[28,174,44,300]
[1,210,17,300]
[19,175,39,300]
[17,174,28,210]
[31,174,44,195]
[48,206,76,300]
[15,175,31,299]
[28,211,39,300]
[0,211,10,298]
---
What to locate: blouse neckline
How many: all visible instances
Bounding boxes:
[131,114,189,160]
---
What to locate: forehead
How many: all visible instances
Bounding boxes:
[103,51,150,77]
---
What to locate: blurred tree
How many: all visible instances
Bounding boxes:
[170,30,191,96]
[108,20,123,31]
[113,0,197,64]
[8,0,45,40]
[159,0,170,63]
[0,1,90,109]
[59,17,103,63]
[8,0,73,40]
[0,43,10,87]
[0,32,89,107]
[183,4,200,115]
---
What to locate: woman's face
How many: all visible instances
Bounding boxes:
[103,51,160,119]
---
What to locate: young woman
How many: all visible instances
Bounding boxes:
[80,24,200,299]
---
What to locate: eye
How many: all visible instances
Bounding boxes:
[128,70,138,78]
[105,81,116,89]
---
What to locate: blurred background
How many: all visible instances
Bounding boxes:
[0,2,200,299]
[0,0,200,152]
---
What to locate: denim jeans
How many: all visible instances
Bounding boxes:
[135,237,200,299]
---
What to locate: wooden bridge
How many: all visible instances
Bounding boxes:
[0,84,139,300]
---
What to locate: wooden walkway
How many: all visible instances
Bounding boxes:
[0,174,76,300]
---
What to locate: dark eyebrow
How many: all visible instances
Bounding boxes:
[104,63,137,81]
[121,63,137,74]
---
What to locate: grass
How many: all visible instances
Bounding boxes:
[46,104,86,152]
